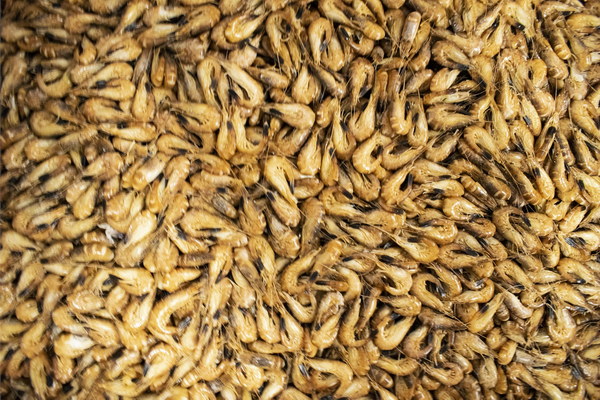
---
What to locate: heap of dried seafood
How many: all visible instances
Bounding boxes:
[1,0,600,398]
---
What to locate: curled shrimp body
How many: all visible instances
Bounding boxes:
[303,357,354,397]
[423,362,464,386]
[571,100,600,140]
[308,18,345,72]
[263,103,316,131]
[216,56,265,108]
[318,0,385,41]
[352,132,391,174]
[493,207,540,253]
[148,281,205,344]
[410,273,452,314]
[264,156,300,205]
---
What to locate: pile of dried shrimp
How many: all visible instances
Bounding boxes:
[1,0,600,398]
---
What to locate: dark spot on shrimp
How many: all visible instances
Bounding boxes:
[168,14,187,25]
[566,236,586,248]
[390,312,403,321]
[269,108,283,117]
[463,249,481,257]
[103,275,118,286]
[379,255,394,264]
[339,26,350,40]
[176,114,189,126]
[76,273,86,286]
[319,40,329,53]
[359,85,371,97]
[257,381,267,396]
[341,188,353,199]
[400,173,414,191]
[13,270,22,285]
[111,347,124,360]
[521,204,536,213]
[254,258,265,272]
[39,173,51,183]
[221,346,232,360]
[123,22,138,32]
[4,347,16,361]
[142,361,150,376]
[177,228,187,240]
[156,289,169,301]
[279,317,286,331]
[141,80,152,93]
[373,145,383,158]
[36,223,50,231]
[94,80,108,89]
[430,188,445,198]
[62,382,73,393]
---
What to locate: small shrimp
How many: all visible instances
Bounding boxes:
[467,293,504,333]
[53,333,95,359]
[263,103,316,131]
[217,56,264,108]
[571,100,600,140]
[352,132,391,175]
[303,357,354,397]
[264,156,300,205]
[418,307,465,330]
[308,18,345,71]
[147,281,205,344]
[422,362,464,386]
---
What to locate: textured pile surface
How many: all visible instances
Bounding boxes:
[1,0,600,398]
